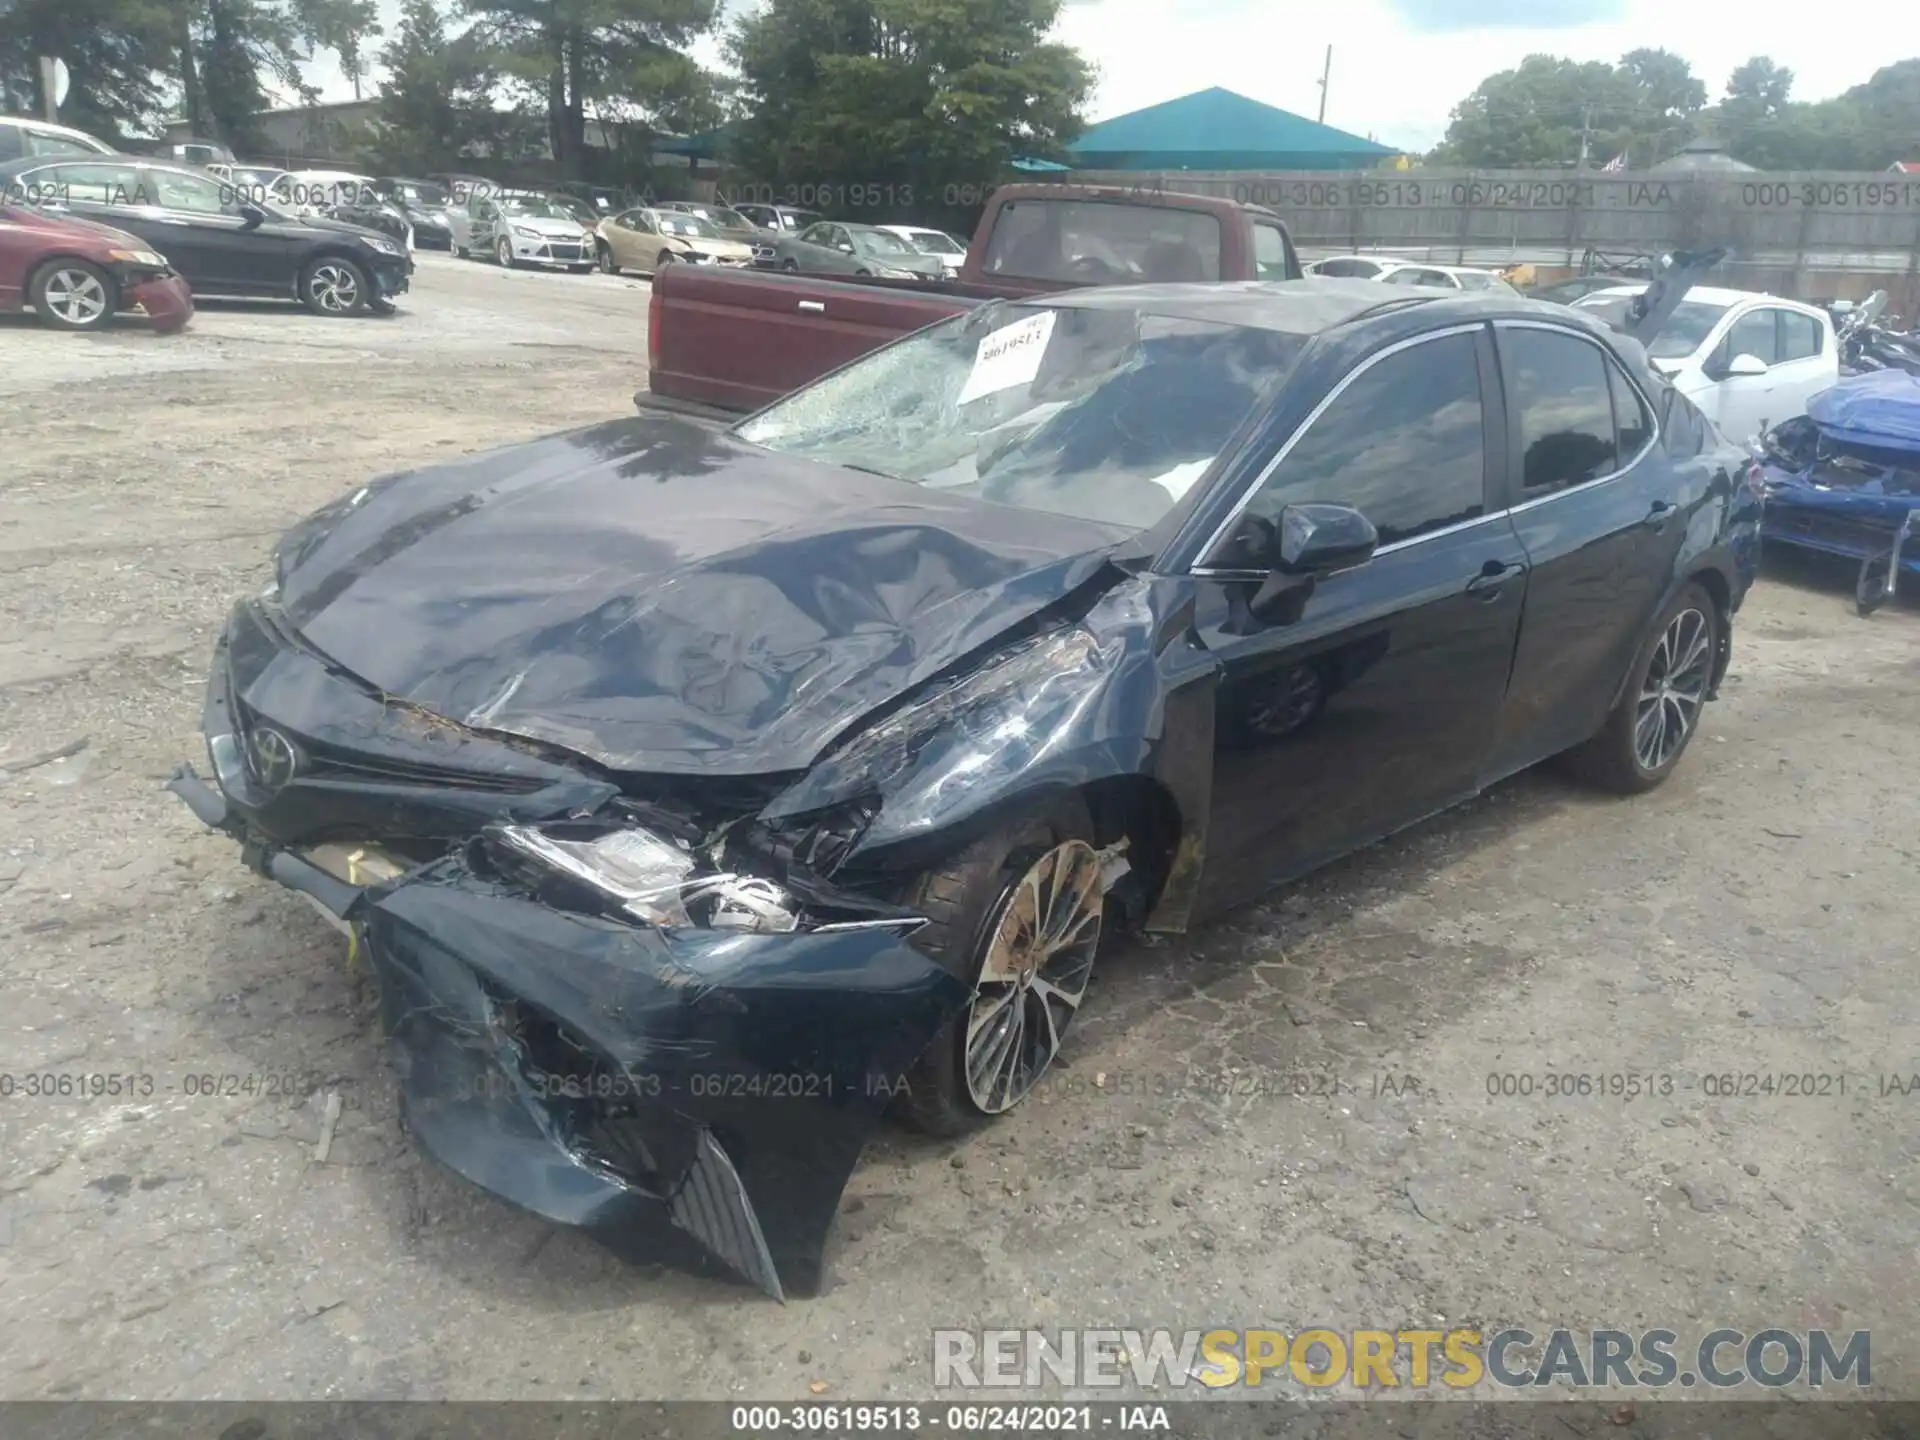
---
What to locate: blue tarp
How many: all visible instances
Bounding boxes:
[1806,369,1920,454]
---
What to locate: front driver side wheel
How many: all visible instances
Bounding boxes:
[597,244,618,275]
[496,236,516,269]
[1562,582,1719,793]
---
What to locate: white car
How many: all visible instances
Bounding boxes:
[1308,256,1517,293]
[877,224,966,273]
[0,116,115,162]
[1573,284,1838,446]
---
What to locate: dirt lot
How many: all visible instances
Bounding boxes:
[1,255,1917,1408]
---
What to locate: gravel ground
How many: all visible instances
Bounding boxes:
[1,255,1916,1411]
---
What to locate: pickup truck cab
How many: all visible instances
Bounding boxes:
[644,184,1301,415]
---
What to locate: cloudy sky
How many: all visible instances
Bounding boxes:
[293,0,1908,154]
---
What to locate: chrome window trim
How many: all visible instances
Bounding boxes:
[1189,322,1491,571]
[1494,319,1662,509]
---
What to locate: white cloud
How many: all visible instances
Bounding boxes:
[286,0,1911,158]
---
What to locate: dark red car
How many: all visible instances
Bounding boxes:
[0,196,193,332]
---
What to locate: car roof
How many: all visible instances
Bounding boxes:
[0,115,108,142]
[1031,277,1590,338]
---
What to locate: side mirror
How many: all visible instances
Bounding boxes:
[1726,352,1769,378]
[1275,502,1380,575]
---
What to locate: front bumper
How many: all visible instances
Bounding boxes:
[126,272,193,333]
[509,235,594,267]
[368,256,411,298]
[167,605,965,1297]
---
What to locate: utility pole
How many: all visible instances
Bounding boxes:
[1316,45,1332,124]
[1577,103,1593,169]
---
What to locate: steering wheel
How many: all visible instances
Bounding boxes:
[1067,255,1120,281]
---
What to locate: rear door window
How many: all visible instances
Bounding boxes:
[1501,328,1620,494]
[983,199,1222,286]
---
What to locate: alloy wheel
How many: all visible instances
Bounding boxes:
[307,263,360,314]
[497,238,514,267]
[1633,607,1712,772]
[43,267,108,325]
[963,840,1103,1114]
[597,246,615,274]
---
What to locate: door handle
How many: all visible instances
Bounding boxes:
[1465,560,1525,600]
[797,300,825,313]
[1642,501,1676,532]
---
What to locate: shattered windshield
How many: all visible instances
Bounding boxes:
[736,302,1305,530]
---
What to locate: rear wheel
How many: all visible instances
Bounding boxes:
[30,260,117,330]
[1562,583,1719,793]
[897,796,1104,1136]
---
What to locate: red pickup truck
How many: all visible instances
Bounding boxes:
[641,184,1302,416]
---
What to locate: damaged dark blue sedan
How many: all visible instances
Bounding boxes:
[171,278,1762,1299]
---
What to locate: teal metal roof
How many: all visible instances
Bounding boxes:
[1067,87,1398,172]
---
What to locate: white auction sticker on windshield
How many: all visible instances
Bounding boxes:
[956,310,1057,404]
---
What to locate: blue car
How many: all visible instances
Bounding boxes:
[1761,371,1920,594]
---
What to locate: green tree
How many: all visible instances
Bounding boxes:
[371,0,498,170]
[296,0,382,100]
[0,0,176,139]
[727,0,1091,221]
[1428,54,1626,167]
[1730,59,1920,170]
[457,0,719,177]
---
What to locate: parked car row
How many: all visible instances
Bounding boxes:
[0,154,412,326]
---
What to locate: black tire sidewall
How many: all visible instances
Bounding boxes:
[897,794,1099,1135]
[1621,583,1720,785]
[31,259,118,330]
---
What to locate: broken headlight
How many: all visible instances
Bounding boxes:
[495,824,799,933]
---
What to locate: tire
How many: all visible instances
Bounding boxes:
[656,250,676,272]
[455,244,468,258]
[896,795,1104,1136]
[597,244,618,275]
[297,255,370,316]
[1561,582,1719,794]
[781,258,799,272]
[29,259,118,330]
[496,236,516,269]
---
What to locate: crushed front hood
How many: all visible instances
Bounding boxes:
[274,416,1131,776]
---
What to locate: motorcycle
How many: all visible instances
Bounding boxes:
[1835,291,1920,377]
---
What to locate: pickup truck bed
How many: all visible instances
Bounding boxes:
[646,265,983,414]
[642,185,1303,417]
